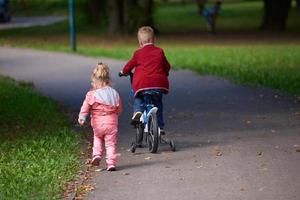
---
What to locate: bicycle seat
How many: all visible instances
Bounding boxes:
[142,90,161,96]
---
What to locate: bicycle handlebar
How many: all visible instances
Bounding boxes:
[119,71,133,83]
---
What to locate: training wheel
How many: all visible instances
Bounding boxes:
[170,140,176,152]
[130,143,136,153]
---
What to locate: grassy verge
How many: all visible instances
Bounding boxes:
[165,45,300,94]
[0,76,80,199]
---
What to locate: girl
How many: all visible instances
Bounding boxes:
[78,63,122,171]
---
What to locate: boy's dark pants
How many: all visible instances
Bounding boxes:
[133,89,164,128]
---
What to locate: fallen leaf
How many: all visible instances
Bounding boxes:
[296,148,300,153]
[144,157,152,160]
[214,148,223,156]
[240,188,246,192]
[257,151,263,156]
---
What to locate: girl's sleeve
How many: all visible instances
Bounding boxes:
[78,92,93,122]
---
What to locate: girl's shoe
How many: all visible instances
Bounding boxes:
[107,166,116,171]
[91,156,101,166]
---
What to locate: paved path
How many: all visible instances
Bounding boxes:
[0,16,67,30]
[0,47,299,200]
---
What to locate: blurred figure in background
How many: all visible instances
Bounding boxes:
[0,0,10,23]
[196,0,222,34]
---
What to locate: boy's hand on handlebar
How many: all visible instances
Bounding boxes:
[118,71,125,77]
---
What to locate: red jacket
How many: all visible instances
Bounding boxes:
[122,44,171,96]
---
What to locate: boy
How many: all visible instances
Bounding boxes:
[120,26,170,133]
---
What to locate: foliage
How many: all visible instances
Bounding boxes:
[0,77,80,199]
[6,1,300,32]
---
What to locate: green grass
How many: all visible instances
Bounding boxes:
[165,45,300,94]
[0,77,80,199]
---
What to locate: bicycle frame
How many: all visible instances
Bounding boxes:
[119,71,175,153]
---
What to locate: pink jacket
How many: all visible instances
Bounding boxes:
[79,86,122,126]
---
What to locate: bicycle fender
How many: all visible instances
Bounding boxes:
[147,107,158,117]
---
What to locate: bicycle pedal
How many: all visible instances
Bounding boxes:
[130,120,139,126]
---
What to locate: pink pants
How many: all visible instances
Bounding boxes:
[92,124,118,168]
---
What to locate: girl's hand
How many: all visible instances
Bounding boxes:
[78,119,85,126]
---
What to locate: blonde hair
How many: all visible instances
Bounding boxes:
[137,26,154,45]
[91,62,110,87]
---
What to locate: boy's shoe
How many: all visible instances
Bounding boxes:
[91,156,101,166]
[107,166,116,171]
[132,111,142,121]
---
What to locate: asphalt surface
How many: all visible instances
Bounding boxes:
[0,47,299,200]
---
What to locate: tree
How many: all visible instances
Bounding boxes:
[261,0,292,31]
[77,0,107,26]
[107,0,123,33]
[80,0,154,34]
[296,0,300,10]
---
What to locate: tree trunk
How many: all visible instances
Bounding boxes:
[107,0,154,34]
[108,0,123,34]
[143,0,154,26]
[196,0,207,15]
[123,0,139,33]
[296,0,300,10]
[261,0,292,31]
[77,0,107,26]
[123,0,154,33]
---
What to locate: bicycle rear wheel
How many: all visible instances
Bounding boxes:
[147,112,159,153]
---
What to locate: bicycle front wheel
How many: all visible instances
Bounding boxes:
[147,112,159,153]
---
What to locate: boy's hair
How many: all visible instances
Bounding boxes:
[91,62,110,85]
[137,26,155,44]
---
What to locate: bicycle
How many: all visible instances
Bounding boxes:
[119,72,176,153]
